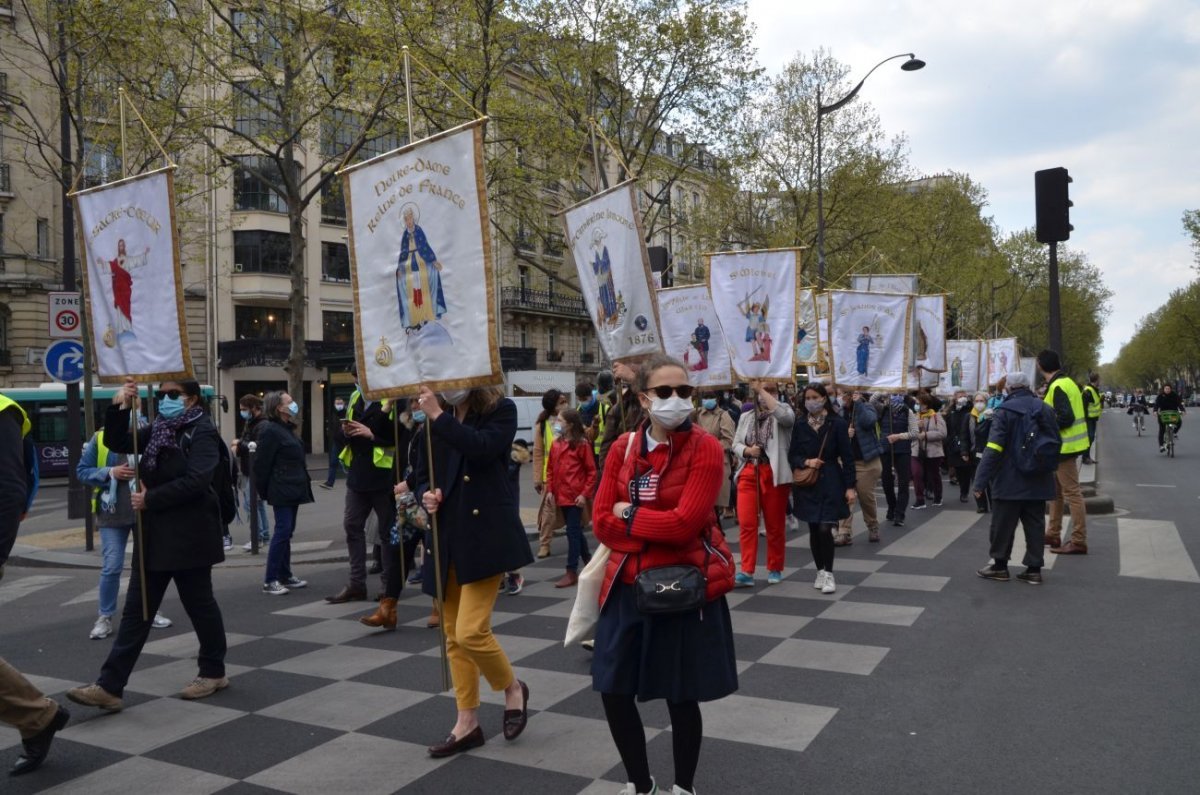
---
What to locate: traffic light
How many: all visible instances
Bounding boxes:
[1035,167,1073,243]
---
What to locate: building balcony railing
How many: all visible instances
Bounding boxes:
[500,287,587,319]
[499,346,537,371]
[545,350,563,363]
[579,352,595,364]
[217,338,353,369]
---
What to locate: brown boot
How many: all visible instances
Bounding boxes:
[537,544,551,559]
[426,604,441,629]
[359,597,398,629]
[554,570,579,588]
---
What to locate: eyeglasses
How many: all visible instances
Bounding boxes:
[155,389,183,400]
[646,384,694,400]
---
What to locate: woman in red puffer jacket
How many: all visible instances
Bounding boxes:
[591,354,737,795]
[545,408,597,588]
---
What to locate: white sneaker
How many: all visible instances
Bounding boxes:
[242,541,253,551]
[89,615,112,639]
[617,779,657,795]
[263,580,290,595]
[672,787,696,795]
[821,573,837,594]
[813,570,827,589]
[223,535,233,550]
[152,613,172,629]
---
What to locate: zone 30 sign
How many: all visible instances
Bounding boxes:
[48,292,82,339]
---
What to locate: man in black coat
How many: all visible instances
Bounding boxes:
[972,371,1058,585]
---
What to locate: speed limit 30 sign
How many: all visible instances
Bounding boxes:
[49,291,82,339]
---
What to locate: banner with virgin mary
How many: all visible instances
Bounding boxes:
[562,182,663,363]
[73,167,192,383]
[828,290,912,391]
[937,339,983,396]
[985,337,1020,387]
[341,119,501,398]
[707,248,803,382]
[656,285,732,388]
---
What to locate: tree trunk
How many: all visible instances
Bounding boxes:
[286,197,306,415]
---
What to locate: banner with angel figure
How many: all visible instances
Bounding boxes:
[656,286,732,388]
[829,290,912,391]
[562,182,663,363]
[985,337,1020,387]
[937,339,984,396]
[73,167,192,383]
[342,119,501,398]
[707,248,803,381]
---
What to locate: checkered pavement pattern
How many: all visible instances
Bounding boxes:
[1,512,970,794]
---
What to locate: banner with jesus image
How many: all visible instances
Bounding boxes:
[562,182,663,363]
[342,119,501,398]
[707,248,803,382]
[828,290,912,391]
[73,167,192,383]
[656,285,732,388]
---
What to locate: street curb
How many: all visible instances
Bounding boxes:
[1080,458,1115,515]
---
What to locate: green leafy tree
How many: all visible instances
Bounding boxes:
[1184,209,1200,269]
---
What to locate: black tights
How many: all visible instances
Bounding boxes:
[601,693,702,793]
[809,522,835,572]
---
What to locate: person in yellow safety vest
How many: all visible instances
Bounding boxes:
[1037,350,1090,555]
[326,376,398,604]
[532,389,570,559]
[77,420,174,640]
[1,393,73,777]
[1081,373,1103,466]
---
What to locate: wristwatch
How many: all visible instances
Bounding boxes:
[621,506,633,520]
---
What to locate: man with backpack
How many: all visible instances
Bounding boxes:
[972,371,1061,584]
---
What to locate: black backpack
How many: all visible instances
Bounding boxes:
[999,402,1061,476]
[182,425,239,527]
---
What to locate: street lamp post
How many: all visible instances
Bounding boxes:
[816,53,925,288]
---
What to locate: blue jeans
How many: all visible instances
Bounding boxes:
[242,478,270,542]
[98,524,133,617]
[325,444,342,486]
[562,505,591,573]
[265,505,297,584]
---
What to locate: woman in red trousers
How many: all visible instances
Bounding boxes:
[546,408,596,587]
[731,382,796,586]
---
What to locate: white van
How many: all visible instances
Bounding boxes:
[510,396,544,446]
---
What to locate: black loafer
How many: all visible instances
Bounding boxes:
[10,703,70,776]
[428,725,485,758]
[502,680,530,741]
[324,586,367,604]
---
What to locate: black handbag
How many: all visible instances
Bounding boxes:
[633,564,707,615]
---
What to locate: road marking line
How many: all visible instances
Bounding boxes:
[1135,484,1176,488]
[877,511,981,559]
[0,575,73,605]
[1118,519,1200,583]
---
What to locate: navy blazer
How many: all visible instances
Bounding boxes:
[788,413,857,524]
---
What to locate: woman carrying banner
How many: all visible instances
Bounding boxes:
[415,385,534,758]
[253,391,313,596]
[732,382,796,586]
[789,383,857,595]
[532,388,570,559]
[591,354,737,795]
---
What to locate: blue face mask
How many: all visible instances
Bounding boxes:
[412,410,427,423]
[702,399,718,411]
[287,401,300,415]
[239,410,250,421]
[159,395,185,419]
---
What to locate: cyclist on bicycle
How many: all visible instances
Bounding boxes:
[1127,389,1150,432]
[1153,385,1184,452]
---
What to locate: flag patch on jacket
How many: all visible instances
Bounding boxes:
[630,472,660,504]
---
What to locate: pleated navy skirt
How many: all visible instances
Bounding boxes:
[591,579,738,703]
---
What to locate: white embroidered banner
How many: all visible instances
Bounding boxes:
[937,339,984,396]
[850,274,919,295]
[343,119,500,398]
[656,286,732,388]
[707,248,802,381]
[829,290,912,391]
[912,295,947,371]
[812,292,832,381]
[1019,356,1038,391]
[562,182,663,363]
[985,337,1020,387]
[794,287,819,365]
[74,168,191,383]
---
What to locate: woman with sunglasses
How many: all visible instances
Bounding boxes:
[731,381,796,586]
[68,378,230,712]
[592,354,737,795]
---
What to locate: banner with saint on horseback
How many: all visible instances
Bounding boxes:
[341,119,501,398]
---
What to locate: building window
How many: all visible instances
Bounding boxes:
[234,305,290,339]
[519,324,528,348]
[36,218,49,258]
[320,176,346,224]
[518,265,530,293]
[0,213,5,255]
[548,326,557,351]
[232,156,287,213]
[548,276,556,298]
[322,311,353,342]
[233,82,282,139]
[321,241,350,282]
[233,230,292,275]
[0,303,10,365]
[230,10,284,69]
[82,139,121,189]
[545,231,564,257]
[581,333,588,354]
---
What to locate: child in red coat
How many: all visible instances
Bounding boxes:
[545,408,596,587]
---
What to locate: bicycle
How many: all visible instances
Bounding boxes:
[1131,410,1146,436]
[1159,409,1181,457]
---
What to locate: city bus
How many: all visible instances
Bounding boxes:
[2,383,221,478]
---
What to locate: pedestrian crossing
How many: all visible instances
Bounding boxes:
[0,574,72,605]
[1117,518,1200,583]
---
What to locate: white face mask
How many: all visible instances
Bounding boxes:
[649,395,692,430]
[974,401,986,412]
[441,389,469,406]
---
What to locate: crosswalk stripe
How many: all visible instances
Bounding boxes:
[0,575,73,605]
[1118,519,1200,583]
[877,511,981,559]
[62,576,130,606]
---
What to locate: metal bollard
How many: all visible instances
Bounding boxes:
[248,441,260,555]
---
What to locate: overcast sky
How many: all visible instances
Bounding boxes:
[747,0,1199,363]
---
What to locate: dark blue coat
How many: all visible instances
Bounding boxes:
[788,414,857,524]
[417,398,534,591]
[971,388,1057,501]
[254,418,315,508]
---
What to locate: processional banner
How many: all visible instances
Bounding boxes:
[707,248,802,382]
[794,288,820,366]
[73,167,192,383]
[342,119,501,399]
[810,292,832,383]
[850,274,919,295]
[828,290,912,391]
[1019,356,1038,391]
[656,286,732,388]
[562,182,663,363]
[985,337,1020,387]
[911,294,948,388]
[937,339,984,396]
